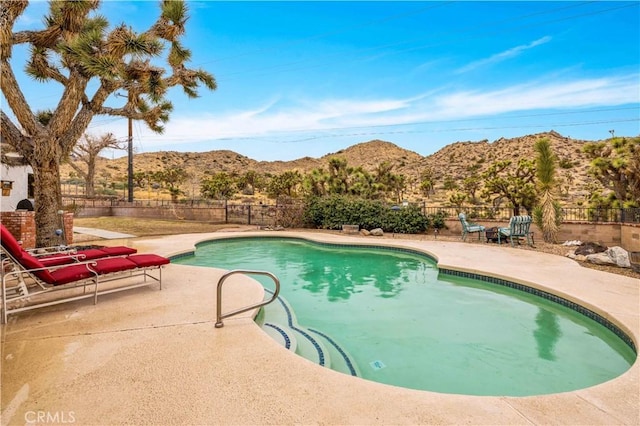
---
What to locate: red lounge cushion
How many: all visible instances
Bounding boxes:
[90,257,138,274]
[127,254,170,268]
[39,255,75,267]
[50,264,98,285]
[19,253,56,284]
[77,249,114,260]
[98,246,137,256]
[38,247,136,264]
[50,258,139,286]
[1,224,26,260]
[38,248,107,265]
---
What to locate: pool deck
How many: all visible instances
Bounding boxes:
[1,230,638,425]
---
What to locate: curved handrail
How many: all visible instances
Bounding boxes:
[215,269,280,328]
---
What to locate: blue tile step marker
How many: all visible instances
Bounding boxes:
[259,289,359,375]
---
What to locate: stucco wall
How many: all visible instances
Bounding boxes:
[621,224,640,252]
[0,163,33,212]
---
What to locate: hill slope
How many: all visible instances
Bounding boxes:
[61,130,600,203]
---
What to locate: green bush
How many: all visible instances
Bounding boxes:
[427,211,447,230]
[303,195,430,234]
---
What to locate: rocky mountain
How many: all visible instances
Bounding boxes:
[61,130,602,203]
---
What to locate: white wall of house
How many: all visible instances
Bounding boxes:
[1,163,34,212]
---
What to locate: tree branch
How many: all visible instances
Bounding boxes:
[46,69,90,142]
[1,110,35,161]
[1,59,40,135]
[66,160,88,181]
[58,81,114,151]
[0,0,28,58]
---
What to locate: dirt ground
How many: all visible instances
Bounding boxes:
[73,217,638,279]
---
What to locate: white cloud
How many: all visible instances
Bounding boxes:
[456,36,553,74]
[432,74,639,118]
[104,73,639,150]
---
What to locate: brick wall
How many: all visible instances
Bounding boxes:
[1,211,36,248]
[0,211,73,248]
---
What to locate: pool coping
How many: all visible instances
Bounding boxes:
[1,230,639,425]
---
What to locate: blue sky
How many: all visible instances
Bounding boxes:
[7,1,640,161]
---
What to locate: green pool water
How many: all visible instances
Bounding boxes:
[174,237,636,396]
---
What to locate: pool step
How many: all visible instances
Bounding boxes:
[309,328,360,377]
[258,320,329,365]
[261,322,297,352]
[258,292,359,376]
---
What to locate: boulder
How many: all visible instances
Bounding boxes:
[370,228,384,237]
[575,242,607,256]
[585,252,616,265]
[607,246,631,268]
[360,229,371,236]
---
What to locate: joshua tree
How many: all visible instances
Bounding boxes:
[419,167,435,198]
[155,167,188,202]
[1,0,216,246]
[583,136,640,207]
[533,138,560,243]
[481,159,536,216]
[67,133,122,197]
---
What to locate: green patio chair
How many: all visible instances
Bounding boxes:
[498,215,534,247]
[458,213,485,241]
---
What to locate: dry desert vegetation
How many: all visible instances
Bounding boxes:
[62,130,602,206]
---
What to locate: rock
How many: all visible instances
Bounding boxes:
[370,228,384,237]
[260,225,285,231]
[360,229,371,236]
[607,246,631,268]
[575,242,607,256]
[586,252,616,265]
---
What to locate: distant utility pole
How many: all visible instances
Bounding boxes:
[116,91,134,203]
[127,99,133,203]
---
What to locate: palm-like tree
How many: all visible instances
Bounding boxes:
[1,0,216,246]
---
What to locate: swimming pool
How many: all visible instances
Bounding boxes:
[174,236,635,396]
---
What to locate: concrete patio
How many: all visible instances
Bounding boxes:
[1,231,638,425]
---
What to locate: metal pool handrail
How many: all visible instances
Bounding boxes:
[215,269,280,328]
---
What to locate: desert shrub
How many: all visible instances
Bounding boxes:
[428,211,447,230]
[558,157,574,169]
[303,195,430,233]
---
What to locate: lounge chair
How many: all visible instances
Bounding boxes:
[1,224,137,267]
[498,215,534,247]
[458,213,485,241]
[1,227,170,323]
[36,246,138,267]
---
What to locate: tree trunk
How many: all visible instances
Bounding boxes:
[33,156,64,247]
[86,157,96,197]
